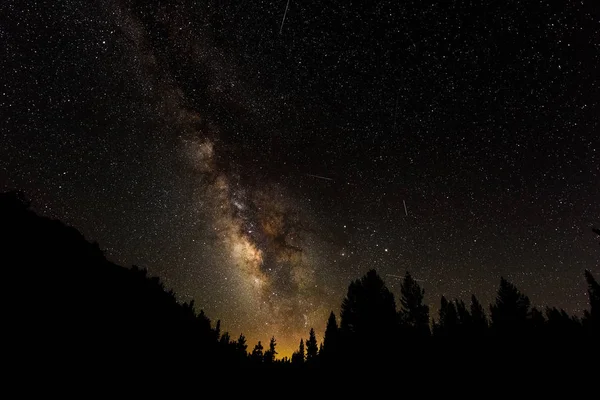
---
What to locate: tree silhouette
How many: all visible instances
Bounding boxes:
[490,277,530,336]
[291,339,305,365]
[269,336,277,357]
[214,319,221,342]
[470,294,488,335]
[339,269,400,361]
[321,311,339,363]
[530,307,546,333]
[306,328,318,364]
[434,296,458,337]
[399,271,430,337]
[236,334,248,356]
[340,270,396,340]
[264,336,277,364]
[546,307,581,338]
[197,310,212,333]
[251,341,264,363]
[220,331,230,346]
[455,300,471,327]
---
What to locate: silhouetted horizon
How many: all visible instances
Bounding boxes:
[2,191,597,370]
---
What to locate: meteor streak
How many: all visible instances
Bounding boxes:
[306,174,334,181]
[279,0,291,34]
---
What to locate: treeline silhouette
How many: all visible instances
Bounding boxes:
[2,191,598,373]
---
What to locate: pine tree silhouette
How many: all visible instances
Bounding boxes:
[236,334,248,355]
[546,307,581,338]
[435,296,458,337]
[264,336,277,364]
[197,310,212,332]
[321,311,339,363]
[470,294,488,335]
[455,299,471,330]
[399,271,430,338]
[220,332,230,346]
[340,269,397,360]
[530,307,545,333]
[269,336,277,357]
[306,328,318,364]
[214,319,221,342]
[251,341,264,364]
[490,277,531,337]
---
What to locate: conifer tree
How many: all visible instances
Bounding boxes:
[264,336,277,363]
[436,296,458,337]
[214,319,221,342]
[530,307,545,332]
[321,311,339,361]
[236,333,248,355]
[340,269,397,353]
[455,300,471,325]
[399,271,430,337]
[306,328,318,363]
[269,336,277,357]
[470,294,488,334]
[219,332,230,346]
[490,277,531,335]
[251,341,264,363]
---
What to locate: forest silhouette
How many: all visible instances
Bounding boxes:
[2,191,598,373]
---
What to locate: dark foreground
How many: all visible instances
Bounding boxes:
[1,191,598,381]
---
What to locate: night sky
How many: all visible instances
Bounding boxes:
[2,1,599,356]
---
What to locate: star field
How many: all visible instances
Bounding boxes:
[1,0,599,356]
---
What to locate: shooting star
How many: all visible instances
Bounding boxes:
[279,0,291,34]
[403,200,408,216]
[306,173,334,181]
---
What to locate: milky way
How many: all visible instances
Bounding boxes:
[184,135,330,346]
[102,0,334,351]
[2,0,599,356]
